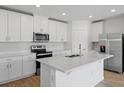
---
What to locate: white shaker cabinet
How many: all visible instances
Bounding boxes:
[48,20,68,42]
[22,55,36,76]
[91,21,103,42]
[21,15,33,41]
[61,22,67,41]
[0,10,7,41]
[9,57,23,79]
[0,62,9,82]
[34,15,49,33]
[48,20,57,42]
[56,21,68,42]
[8,12,21,41]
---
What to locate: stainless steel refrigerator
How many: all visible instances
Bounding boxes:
[99,33,124,74]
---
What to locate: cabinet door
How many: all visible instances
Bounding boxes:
[8,12,21,41]
[34,15,48,33]
[9,59,22,79]
[61,23,67,42]
[56,22,68,42]
[56,21,62,42]
[0,11,7,41]
[22,55,36,75]
[0,63,9,82]
[48,20,57,42]
[40,17,49,34]
[21,15,33,41]
[91,22,103,42]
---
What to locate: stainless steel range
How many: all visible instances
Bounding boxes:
[31,45,52,75]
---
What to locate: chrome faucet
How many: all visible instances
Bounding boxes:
[79,44,81,56]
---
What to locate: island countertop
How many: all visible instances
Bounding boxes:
[37,51,113,73]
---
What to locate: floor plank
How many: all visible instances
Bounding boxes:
[0,70,124,87]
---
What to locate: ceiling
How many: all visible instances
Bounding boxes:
[2,5,124,21]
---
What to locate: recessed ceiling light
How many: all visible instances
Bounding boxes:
[62,13,66,16]
[36,5,40,8]
[89,15,93,18]
[111,9,116,13]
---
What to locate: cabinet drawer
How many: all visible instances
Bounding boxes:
[23,54,36,61]
[0,56,22,63]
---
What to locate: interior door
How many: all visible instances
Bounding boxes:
[0,63,9,82]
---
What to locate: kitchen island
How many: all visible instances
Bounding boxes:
[37,51,113,87]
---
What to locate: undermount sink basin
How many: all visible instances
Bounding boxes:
[65,54,82,58]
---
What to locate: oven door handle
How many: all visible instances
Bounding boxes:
[37,53,52,56]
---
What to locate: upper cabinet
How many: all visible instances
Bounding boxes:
[8,12,21,41]
[0,9,34,42]
[21,14,33,41]
[91,21,103,42]
[48,20,68,42]
[48,20,57,42]
[34,15,48,34]
[0,10,7,41]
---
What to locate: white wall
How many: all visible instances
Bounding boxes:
[104,14,124,33]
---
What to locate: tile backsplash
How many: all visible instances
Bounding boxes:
[0,42,65,53]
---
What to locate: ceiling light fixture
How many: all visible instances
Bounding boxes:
[62,13,66,16]
[111,9,116,13]
[89,15,93,18]
[36,5,40,8]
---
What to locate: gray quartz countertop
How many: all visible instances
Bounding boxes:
[37,51,113,73]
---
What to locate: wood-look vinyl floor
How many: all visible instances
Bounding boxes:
[0,70,124,87]
[0,76,40,87]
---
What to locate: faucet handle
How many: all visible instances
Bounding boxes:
[79,44,81,49]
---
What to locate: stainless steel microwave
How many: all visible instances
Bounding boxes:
[33,32,49,42]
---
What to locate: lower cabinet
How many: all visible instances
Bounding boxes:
[0,63,9,82]
[22,55,36,76]
[9,59,23,79]
[0,54,36,84]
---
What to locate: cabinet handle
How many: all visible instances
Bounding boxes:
[7,64,9,69]
[10,64,11,68]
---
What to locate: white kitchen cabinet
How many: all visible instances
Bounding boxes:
[48,20,57,42]
[8,12,21,41]
[0,57,22,83]
[0,10,7,41]
[22,55,36,76]
[34,15,49,33]
[61,22,67,41]
[56,21,68,42]
[0,63,9,82]
[91,21,103,42]
[9,57,22,79]
[49,20,68,42]
[21,14,33,41]
[56,21,62,41]
[0,54,36,84]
